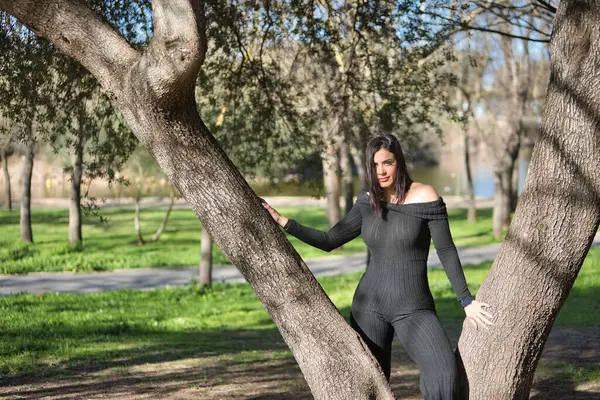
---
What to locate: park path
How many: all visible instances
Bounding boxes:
[1,233,599,296]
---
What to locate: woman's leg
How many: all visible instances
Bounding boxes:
[392,310,458,400]
[350,308,394,380]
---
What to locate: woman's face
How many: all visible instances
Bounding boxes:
[373,148,397,190]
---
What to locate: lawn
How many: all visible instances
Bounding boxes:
[0,247,598,387]
[0,205,501,274]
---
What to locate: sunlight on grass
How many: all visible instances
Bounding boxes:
[0,205,501,274]
[1,248,597,379]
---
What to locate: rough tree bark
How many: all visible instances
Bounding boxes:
[458,1,600,398]
[198,225,212,287]
[2,151,11,211]
[0,1,394,398]
[20,138,34,243]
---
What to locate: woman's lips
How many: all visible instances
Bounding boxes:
[378,177,390,182]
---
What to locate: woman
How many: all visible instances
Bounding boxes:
[263,133,492,399]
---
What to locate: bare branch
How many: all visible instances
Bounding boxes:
[459,24,550,43]
[535,0,558,14]
[0,0,139,96]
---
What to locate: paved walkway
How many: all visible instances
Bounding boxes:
[2,233,599,296]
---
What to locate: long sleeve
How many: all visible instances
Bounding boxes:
[428,217,472,302]
[283,201,362,252]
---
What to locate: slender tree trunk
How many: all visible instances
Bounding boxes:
[69,132,83,245]
[492,172,505,240]
[511,156,520,212]
[198,225,212,287]
[0,2,395,397]
[501,168,513,227]
[134,190,145,245]
[340,141,354,215]
[464,131,476,222]
[20,141,34,243]
[458,2,600,397]
[2,152,12,211]
[349,144,366,190]
[322,141,341,229]
[151,187,175,242]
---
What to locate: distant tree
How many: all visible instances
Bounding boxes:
[127,145,176,245]
[0,113,14,211]
[0,14,54,242]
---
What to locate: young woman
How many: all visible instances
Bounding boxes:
[263,133,492,399]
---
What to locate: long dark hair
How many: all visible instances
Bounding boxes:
[365,133,413,216]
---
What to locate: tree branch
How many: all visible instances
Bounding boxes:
[145,0,207,99]
[0,0,139,96]
[535,0,557,14]
[459,24,550,43]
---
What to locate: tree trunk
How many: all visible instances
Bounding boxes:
[322,140,341,229]
[501,168,513,228]
[151,187,175,242]
[20,141,34,243]
[458,2,600,398]
[464,130,476,222]
[134,190,145,245]
[340,141,354,215]
[492,172,505,240]
[198,225,212,287]
[69,131,83,245]
[350,144,366,190]
[511,156,520,212]
[2,151,11,211]
[0,2,395,396]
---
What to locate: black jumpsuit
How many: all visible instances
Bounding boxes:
[283,191,471,399]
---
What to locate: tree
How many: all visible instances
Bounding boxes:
[0,113,14,211]
[126,145,175,245]
[0,1,395,398]
[457,0,600,397]
[47,57,137,245]
[0,15,54,243]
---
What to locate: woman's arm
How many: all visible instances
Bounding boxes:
[263,199,362,252]
[413,184,494,330]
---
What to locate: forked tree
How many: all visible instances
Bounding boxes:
[1,1,599,399]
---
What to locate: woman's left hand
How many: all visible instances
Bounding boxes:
[464,300,493,330]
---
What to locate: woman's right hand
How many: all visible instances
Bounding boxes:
[261,199,288,228]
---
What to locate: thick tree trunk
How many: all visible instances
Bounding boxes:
[1,1,395,397]
[340,141,354,215]
[198,225,212,287]
[464,131,476,222]
[20,142,34,243]
[2,152,11,211]
[69,132,83,245]
[458,2,600,398]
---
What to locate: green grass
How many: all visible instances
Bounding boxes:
[0,206,501,274]
[1,248,598,380]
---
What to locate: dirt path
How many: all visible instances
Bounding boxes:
[1,327,597,399]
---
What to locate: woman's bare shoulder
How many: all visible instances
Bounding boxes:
[406,182,439,203]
